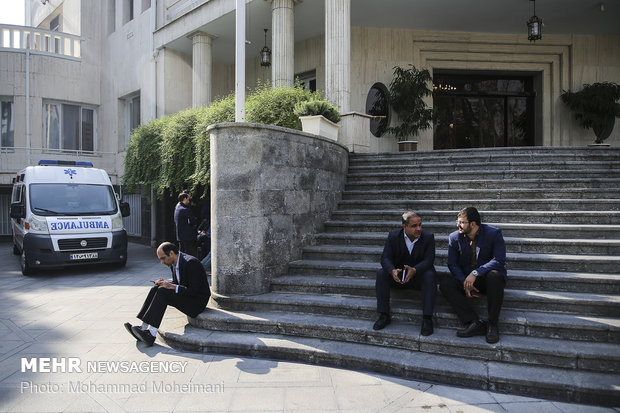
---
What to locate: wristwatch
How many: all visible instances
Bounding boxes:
[472,270,479,277]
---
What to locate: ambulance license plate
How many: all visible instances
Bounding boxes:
[70,252,98,260]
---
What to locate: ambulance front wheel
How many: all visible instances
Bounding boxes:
[21,250,34,276]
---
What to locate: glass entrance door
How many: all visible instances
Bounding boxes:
[433,73,535,149]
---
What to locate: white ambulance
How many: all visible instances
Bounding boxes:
[10,160,130,275]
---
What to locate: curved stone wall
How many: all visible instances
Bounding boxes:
[209,123,349,296]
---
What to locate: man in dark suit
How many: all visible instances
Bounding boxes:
[174,192,197,257]
[124,242,211,346]
[374,211,437,336]
[439,207,507,344]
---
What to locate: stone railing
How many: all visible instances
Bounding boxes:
[0,24,82,60]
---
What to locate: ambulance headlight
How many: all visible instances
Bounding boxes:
[27,215,49,234]
[111,213,124,231]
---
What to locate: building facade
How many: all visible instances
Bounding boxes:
[1,0,619,239]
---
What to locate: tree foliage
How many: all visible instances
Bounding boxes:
[387,65,434,140]
[124,85,329,199]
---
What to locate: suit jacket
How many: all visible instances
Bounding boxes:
[380,229,436,276]
[170,252,211,301]
[447,223,507,282]
[174,202,197,242]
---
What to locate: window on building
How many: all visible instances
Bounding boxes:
[108,0,116,34]
[142,0,151,13]
[125,94,140,147]
[50,15,60,31]
[365,83,390,137]
[43,102,97,152]
[1,100,14,148]
[124,0,134,23]
[296,70,317,92]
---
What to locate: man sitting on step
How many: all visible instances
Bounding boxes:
[439,207,507,344]
[124,242,211,346]
[374,211,437,336]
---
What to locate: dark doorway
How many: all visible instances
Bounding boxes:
[432,71,537,149]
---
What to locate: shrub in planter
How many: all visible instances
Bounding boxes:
[246,83,316,130]
[293,99,341,124]
[560,82,620,144]
[387,65,434,141]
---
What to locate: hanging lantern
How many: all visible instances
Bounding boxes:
[527,0,543,42]
[260,29,271,67]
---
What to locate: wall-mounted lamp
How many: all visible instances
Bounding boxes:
[260,29,271,67]
[527,0,543,42]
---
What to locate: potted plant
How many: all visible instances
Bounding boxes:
[386,65,434,151]
[560,82,620,145]
[294,99,342,140]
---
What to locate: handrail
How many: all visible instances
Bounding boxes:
[0,23,82,60]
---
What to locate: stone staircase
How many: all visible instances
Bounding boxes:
[162,147,620,407]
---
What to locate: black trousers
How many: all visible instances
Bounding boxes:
[439,270,506,325]
[137,286,209,328]
[178,240,197,258]
[375,268,436,316]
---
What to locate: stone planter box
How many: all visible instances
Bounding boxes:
[299,115,341,141]
[398,140,418,151]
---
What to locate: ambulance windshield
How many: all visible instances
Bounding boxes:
[29,184,118,216]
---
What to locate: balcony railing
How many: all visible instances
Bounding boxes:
[0,24,82,60]
[0,147,118,184]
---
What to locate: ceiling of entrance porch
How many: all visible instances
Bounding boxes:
[163,0,620,66]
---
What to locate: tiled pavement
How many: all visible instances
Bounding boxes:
[0,241,616,413]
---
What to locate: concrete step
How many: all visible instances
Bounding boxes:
[160,325,620,406]
[342,188,618,200]
[187,308,620,374]
[345,178,620,192]
[337,198,620,212]
[347,168,620,181]
[348,147,620,165]
[300,245,620,273]
[330,209,620,225]
[314,232,620,255]
[213,290,620,344]
[283,261,620,294]
[324,220,620,239]
[214,287,620,320]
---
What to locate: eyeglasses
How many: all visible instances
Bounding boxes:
[456,220,469,226]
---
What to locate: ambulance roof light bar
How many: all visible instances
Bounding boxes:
[38,160,94,167]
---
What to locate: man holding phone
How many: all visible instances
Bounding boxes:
[124,242,211,346]
[373,211,437,336]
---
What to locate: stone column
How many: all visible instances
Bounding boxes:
[271,0,295,88]
[325,0,350,113]
[190,32,214,108]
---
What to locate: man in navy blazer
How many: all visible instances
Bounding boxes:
[374,211,437,336]
[124,242,211,346]
[439,207,507,343]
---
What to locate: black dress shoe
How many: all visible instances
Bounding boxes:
[373,313,391,330]
[456,320,487,337]
[421,318,433,336]
[132,326,156,346]
[124,322,140,341]
[486,322,500,344]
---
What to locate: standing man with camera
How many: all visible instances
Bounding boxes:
[174,191,198,257]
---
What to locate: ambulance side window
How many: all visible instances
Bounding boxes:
[11,184,25,205]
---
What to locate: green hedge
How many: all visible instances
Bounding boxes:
[123,85,334,198]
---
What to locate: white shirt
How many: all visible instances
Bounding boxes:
[404,232,419,254]
[174,258,181,293]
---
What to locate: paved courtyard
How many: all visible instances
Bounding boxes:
[0,241,615,413]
